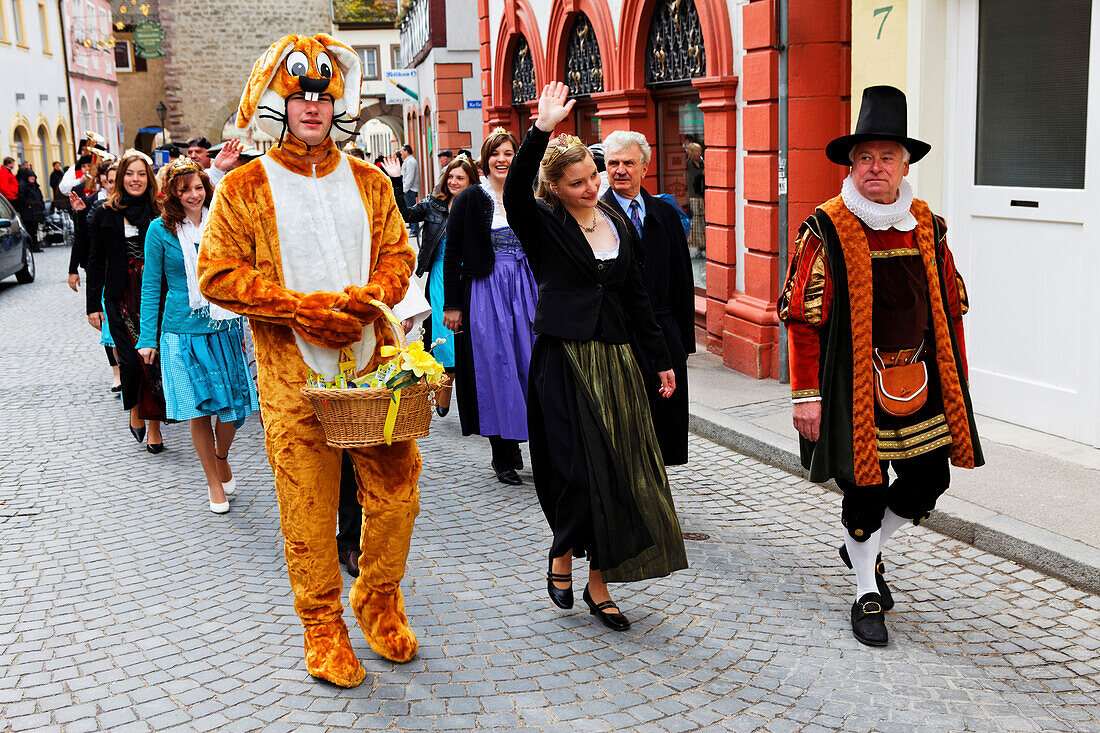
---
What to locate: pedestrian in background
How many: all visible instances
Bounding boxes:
[394,154,480,415]
[137,157,259,514]
[86,151,168,453]
[49,162,64,202]
[505,83,687,631]
[444,127,537,485]
[399,144,421,235]
[0,157,17,203]
[601,130,696,466]
[15,168,45,252]
[685,142,706,259]
[69,160,122,394]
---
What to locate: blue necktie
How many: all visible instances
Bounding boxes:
[629,199,644,236]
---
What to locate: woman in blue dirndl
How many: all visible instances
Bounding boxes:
[443,129,538,485]
[137,158,259,515]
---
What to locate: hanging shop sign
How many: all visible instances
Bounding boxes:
[133,20,165,59]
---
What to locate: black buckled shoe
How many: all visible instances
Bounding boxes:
[492,461,522,485]
[839,545,894,611]
[547,559,573,609]
[583,585,630,631]
[851,592,888,647]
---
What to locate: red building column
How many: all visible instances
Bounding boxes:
[729,0,849,378]
[590,89,659,192]
[693,75,739,354]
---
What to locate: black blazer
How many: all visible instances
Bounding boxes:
[86,206,147,314]
[601,188,697,358]
[443,184,496,310]
[403,195,449,276]
[504,125,671,372]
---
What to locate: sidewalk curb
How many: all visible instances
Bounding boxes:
[689,404,1100,596]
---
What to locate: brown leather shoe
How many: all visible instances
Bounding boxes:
[340,548,361,577]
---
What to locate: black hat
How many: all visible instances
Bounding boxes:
[437,149,452,158]
[186,137,212,150]
[825,85,930,166]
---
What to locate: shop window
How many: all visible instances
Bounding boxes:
[656,94,706,288]
[564,13,603,97]
[645,0,705,86]
[975,0,1091,189]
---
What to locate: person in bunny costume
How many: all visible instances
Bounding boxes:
[198,33,421,687]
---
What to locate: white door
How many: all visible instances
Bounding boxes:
[945,0,1100,448]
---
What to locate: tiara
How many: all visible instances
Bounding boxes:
[164,156,203,180]
[546,133,585,166]
[121,148,154,166]
[490,126,509,136]
[453,152,472,163]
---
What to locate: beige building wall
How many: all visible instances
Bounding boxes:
[114,30,167,151]
[158,0,331,144]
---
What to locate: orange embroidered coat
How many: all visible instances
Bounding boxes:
[778,196,983,486]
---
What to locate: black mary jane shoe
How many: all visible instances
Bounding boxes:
[129,424,146,444]
[851,592,888,647]
[839,545,894,611]
[492,461,522,486]
[583,585,630,632]
[146,442,165,454]
[110,384,123,394]
[547,560,573,609]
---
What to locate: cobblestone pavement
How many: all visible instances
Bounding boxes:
[3,249,1100,733]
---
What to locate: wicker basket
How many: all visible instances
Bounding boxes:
[300,299,447,448]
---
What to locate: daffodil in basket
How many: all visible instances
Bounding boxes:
[300,301,452,448]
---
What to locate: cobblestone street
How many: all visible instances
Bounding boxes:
[2,248,1099,732]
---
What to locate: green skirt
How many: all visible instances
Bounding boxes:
[530,337,687,583]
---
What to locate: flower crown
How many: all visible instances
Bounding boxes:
[164,156,203,181]
[546,133,585,166]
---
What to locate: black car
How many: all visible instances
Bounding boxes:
[0,195,35,284]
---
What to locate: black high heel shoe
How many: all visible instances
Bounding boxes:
[583,585,630,631]
[839,544,894,611]
[129,424,146,443]
[547,558,573,609]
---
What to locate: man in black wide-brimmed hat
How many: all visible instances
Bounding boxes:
[778,85,984,647]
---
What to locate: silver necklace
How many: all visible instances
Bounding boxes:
[579,212,599,233]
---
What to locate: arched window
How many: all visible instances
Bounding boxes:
[510,35,537,106]
[645,0,706,86]
[56,125,69,166]
[106,98,117,151]
[12,128,26,165]
[94,96,105,137]
[38,126,50,179]
[564,14,603,97]
[79,95,92,136]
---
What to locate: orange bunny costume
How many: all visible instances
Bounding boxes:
[197,34,420,687]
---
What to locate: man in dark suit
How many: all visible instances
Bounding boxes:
[601,131,696,465]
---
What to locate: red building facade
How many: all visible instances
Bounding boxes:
[479,0,850,380]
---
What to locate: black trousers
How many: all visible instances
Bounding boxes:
[336,451,362,553]
[836,446,951,541]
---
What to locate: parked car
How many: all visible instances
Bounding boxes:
[0,195,34,284]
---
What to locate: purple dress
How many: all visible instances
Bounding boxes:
[466,226,538,440]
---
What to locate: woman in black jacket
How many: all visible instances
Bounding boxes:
[504,83,688,632]
[399,155,479,413]
[443,128,538,485]
[15,168,45,252]
[86,151,168,452]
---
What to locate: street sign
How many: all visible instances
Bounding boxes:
[466,100,482,110]
[385,70,419,105]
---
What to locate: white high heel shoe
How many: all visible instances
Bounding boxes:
[222,477,237,496]
[209,499,229,514]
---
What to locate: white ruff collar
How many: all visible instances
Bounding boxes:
[841,175,916,231]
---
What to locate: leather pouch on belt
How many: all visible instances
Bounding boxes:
[872,345,928,417]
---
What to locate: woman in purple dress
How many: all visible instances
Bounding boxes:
[442,129,537,485]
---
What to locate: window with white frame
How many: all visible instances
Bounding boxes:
[356,46,380,80]
[114,38,132,71]
[79,96,91,134]
[94,96,104,136]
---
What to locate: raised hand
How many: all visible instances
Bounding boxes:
[378,154,402,178]
[213,138,244,172]
[535,82,576,133]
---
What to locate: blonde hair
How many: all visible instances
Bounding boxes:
[536,142,593,209]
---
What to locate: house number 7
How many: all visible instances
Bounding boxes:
[874,5,893,39]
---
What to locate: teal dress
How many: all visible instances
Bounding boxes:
[428,232,456,369]
[138,216,259,426]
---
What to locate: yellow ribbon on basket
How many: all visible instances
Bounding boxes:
[374,300,408,445]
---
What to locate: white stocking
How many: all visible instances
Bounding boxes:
[844,529,882,601]
[877,508,910,556]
